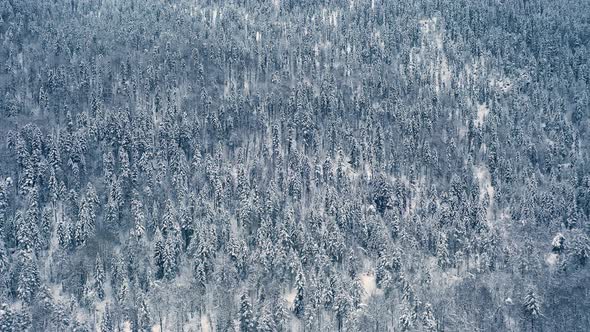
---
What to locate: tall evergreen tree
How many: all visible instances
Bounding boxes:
[239,292,254,332]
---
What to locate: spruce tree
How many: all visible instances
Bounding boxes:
[239,292,254,332]
[294,270,305,319]
[94,255,105,300]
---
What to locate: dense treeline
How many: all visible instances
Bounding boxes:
[0,0,589,331]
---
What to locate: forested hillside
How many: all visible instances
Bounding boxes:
[0,0,589,331]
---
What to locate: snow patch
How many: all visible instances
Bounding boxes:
[474,166,493,199]
[545,253,559,267]
[244,78,250,96]
[359,271,382,303]
[200,314,212,332]
[212,9,217,26]
[364,163,372,180]
[474,165,495,222]
[475,103,489,127]
[283,288,297,309]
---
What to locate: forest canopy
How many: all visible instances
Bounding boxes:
[0,0,589,331]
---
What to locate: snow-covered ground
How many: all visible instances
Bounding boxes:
[545,253,559,267]
[200,314,212,332]
[475,103,489,128]
[283,288,297,310]
[474,165,495,223]
[359,271,381,303]
[44,202,61,278]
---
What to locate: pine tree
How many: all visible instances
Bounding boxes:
[48,134,62,173]
[81,281,95,309]
[55,213,66,248]
[523,289,541,330]
[399,303,413,331]
[105,195,119,232]
[110,252,125,291]
[76,184,98,247]
[39,206,53,250]
[131,192,146,239]
[236,167,249,202]
[374,124,384,164]
[376,253,393,290]
[371,174,393,214]
[194,258,207,292]
[162,199,176,236]
[294,270,305,319]
[569,231,590,266]
[0,179,8,230]
[16,250,40,303]
[117,277,129,306]
[119,146,131,187]
[138,294,151,331]
[0,303,15,332]
[85,183,99,207]
[240,292,254,332]
[163,233,178,280]
[94,255,105,300]
[99,303,114,332]
[436,232,450,269]
[0,241,8,296]
[349,138,360,169]
[15,211,34,251]
[334,291,351,332]
[422,303,437,331]
[256,302,275,332]
[153,229,165,280]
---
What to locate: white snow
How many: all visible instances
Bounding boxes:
[200,314,212,332]
[474,165,495,223]
[244,78,250,96]
[364,163,372,180]
[545,253,559,267]
[475,103,489,127]
[283,288,297,309]
[474,166,493,200]
[359,271,382,303]
[44,203,61,277]
[212,9,218,26]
